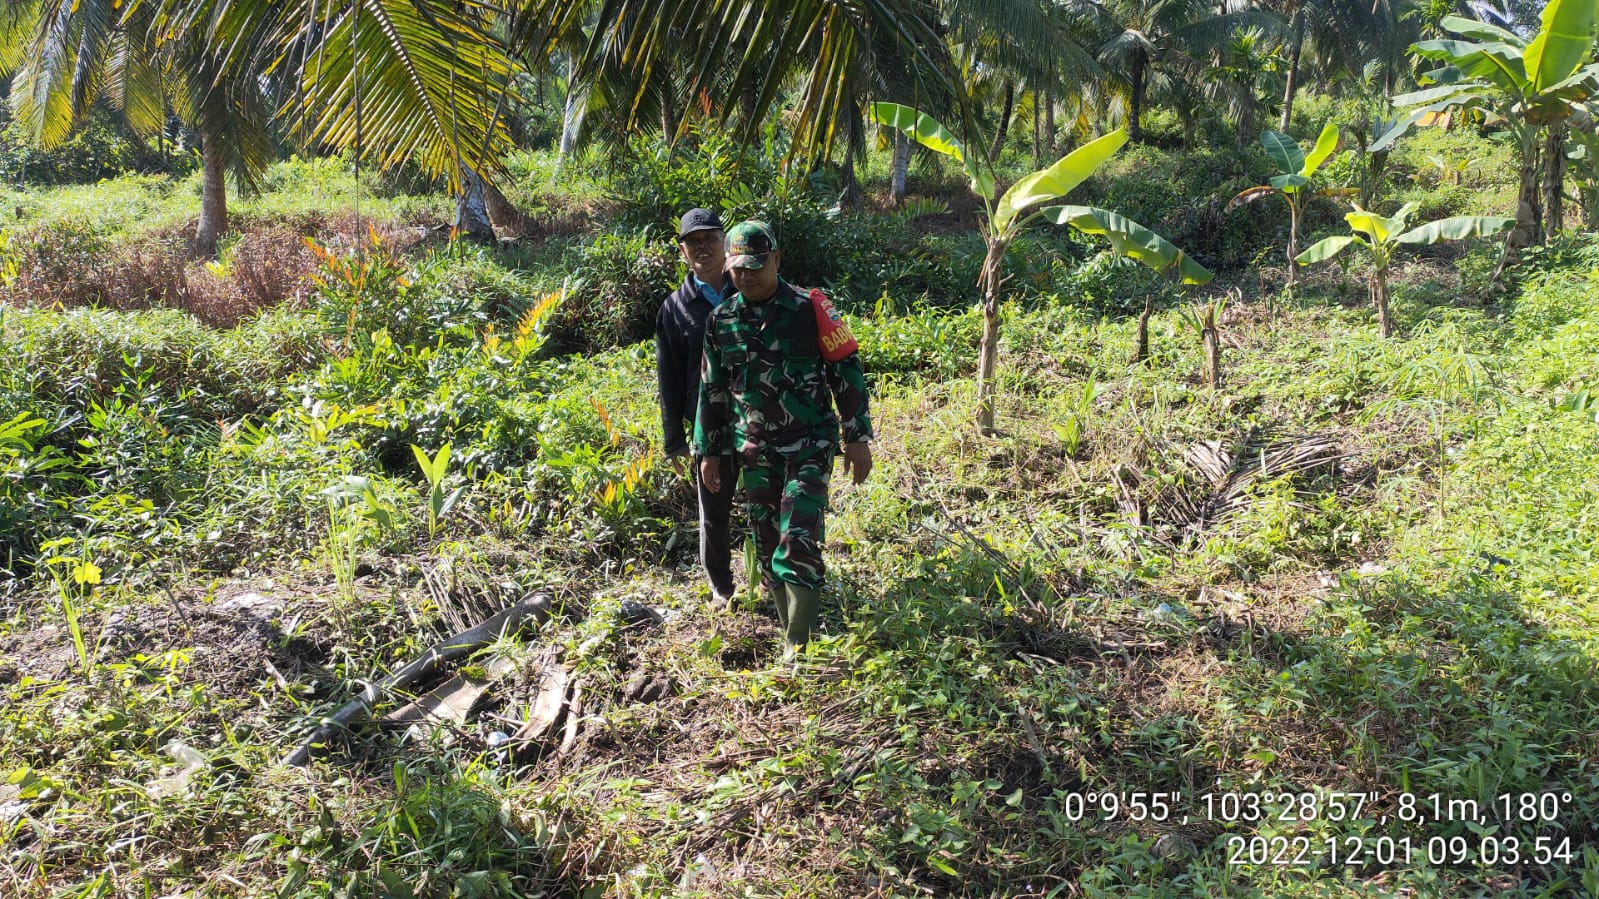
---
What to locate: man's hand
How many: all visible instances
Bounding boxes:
[841,442,873,485]
[700,456,721,493]
[670,453,689,477]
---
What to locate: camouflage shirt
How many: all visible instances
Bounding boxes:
[693,281,872,462]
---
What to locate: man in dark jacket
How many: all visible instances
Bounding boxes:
[656,208,737,606]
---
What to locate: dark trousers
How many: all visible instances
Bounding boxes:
[696,454,738,598]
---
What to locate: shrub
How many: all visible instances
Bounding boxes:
[308,232,448,353]
[0,218,113,308]
[609,127,789,230]
[0,216,324,327]
[225,222,321,312]
[0,108,194,185]
[547,228,679,353]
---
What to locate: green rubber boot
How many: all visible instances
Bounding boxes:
[770,581,789,629]
[783,583,822,660]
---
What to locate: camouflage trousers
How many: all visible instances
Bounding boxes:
[742,453,832,590]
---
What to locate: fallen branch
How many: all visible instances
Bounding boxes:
[282,592,553,768]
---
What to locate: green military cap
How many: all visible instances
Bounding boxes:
[726,220,778,270]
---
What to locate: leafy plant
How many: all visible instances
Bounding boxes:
[1180,290,1232,388]
[320,475,396,617]
[37,537,103,675]
[1228,122,1349,284]
[869,103,1210,434]
[1052,373,1102,457]
[1375,2,1599,255]
[306,230,432,353]
[1567,114,1599,230]
[1295,202,1513,336]
[1423,152,1481,186]
[412,442,462,541]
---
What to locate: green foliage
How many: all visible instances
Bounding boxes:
[1083,142,1270,272]
[0,412,79,573]
[307,233,444,354]
[412,442,461,541]
[1041,205,1212,284]
[0,109,194,185]
[852,306,978,381]
[1298,202,1515,265]
[550,228,679,354]
[273,758,552,898]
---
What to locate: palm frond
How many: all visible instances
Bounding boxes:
[292,0,515,185]
[0,0,42,78]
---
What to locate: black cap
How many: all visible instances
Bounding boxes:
[677,208,724,239]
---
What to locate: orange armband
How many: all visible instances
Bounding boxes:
[809,288,859,361]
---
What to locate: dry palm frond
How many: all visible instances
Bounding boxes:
[1118,429,1346,545]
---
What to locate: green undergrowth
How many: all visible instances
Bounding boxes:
[9,243,1599,889]
[2,165,1597,894]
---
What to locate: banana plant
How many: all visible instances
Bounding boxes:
[1295,203,1513,337]
[869,102,1211,434]
[1228,122,1349,285]
[1373,0,1599,252]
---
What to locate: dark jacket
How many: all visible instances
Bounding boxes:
[656,272,730,457]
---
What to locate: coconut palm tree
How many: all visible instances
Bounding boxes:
[1075,0,1276,142]
[508,0,964,169]
[182,0,517,243]
[1271,0,1398,131]
[2,0,515,253]
[1,0,274,254]
[1203,25,1285,146]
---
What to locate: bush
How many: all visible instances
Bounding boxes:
[1074,142,1273,273]
[0,218,113,308]
[0,214,325,327]
[0,108,195,185]
[547,228,680,353]
[609,127,791,231]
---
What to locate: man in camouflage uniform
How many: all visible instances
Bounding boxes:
[694,221,873,658]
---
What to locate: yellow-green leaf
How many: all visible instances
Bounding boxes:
[993,130,1128,235]
[1524,0,1599,93]
[1041,205,1212,284]
[1300,122,1341,176]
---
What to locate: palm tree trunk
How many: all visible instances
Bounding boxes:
[1129,51,1147,143]
[976,238,1006,435]
[841,139,860,211]
[1543,123,1566,236]
[989,81,1016,162]
[1044,95,1056,155]
[890,132,910,206]
[454,168,497,243]
[1032,93,1042,168]
[483,177,529,236]
[195,130,227,257]
[1279,15,1305,132]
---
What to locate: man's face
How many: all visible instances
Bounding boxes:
[730,250,781,302]
[679,229,725,283]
